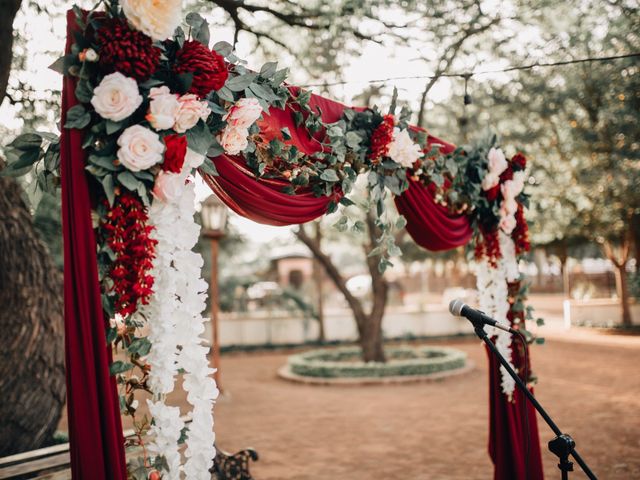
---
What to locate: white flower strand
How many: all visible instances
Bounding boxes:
[476,232,520,398]
[145,180,218,478]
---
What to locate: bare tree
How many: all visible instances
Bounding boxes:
[0,0,66,456]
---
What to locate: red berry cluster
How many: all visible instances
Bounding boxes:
[368,114,395,162]
[513,204,531,255]
[96,18,161,81]
[102,193,158,317]
[474,227,501,268]
[174,40,228,98]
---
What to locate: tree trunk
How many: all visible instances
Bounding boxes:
[614,263,632,326]
[0,175,66,456]
[0,0,22,104]
[296,220,388,362]
[312,222,326,342]
[602,238,633,327]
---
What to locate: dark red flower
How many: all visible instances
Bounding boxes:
[369,114,395,162]
[475,226,501,267]
[102,193,157,317]
[162,134,187,173]
[485,184,500,202]
[96,18,161,81]
[513,204,531,255]
[499,165,514,183]
[511,152,527,171]
[174,40,228,98]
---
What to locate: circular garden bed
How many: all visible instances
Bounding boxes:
[279,345,471,385]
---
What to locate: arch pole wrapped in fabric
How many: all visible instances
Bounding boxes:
[59,10,127,480]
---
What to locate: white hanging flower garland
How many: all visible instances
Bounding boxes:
[144,177,218,478]
[476,231,520,398]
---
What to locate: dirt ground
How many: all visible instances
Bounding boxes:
[188,335,638,480]
[57,304,640,479]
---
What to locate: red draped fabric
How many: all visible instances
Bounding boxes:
[487,348,544,480]
[60,11,127,480]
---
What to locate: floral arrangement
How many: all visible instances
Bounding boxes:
[1,0,542,474]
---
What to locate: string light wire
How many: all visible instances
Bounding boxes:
[301,52,640,88]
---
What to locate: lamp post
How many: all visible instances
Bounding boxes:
[201,194,228,393]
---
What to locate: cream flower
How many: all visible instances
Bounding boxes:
[117,125,164,172]
[387,128,422,168]
[219,126,249,155]
[90,72,142,122]
[185,148,206,169]
[224,97,263,129]
[487,147,508,176]
[174,94,212,133]
[499,212,517,234]
[153,171,186,203]
[481,172,500,191]
[147,86,180,131]
[120,0,182,42]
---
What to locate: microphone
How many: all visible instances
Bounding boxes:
[449,299,516,334]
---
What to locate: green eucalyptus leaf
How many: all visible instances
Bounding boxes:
[102,174,115,206]
[259,61,278,79]
[320,169,339,182]
[109,361,133,375]
[65,104,91,129]
[226,73,258,92]
[117,171,140,191]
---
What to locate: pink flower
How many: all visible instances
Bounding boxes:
[91,72,142,122]
[219,126,249,155]
[487,147,508,176]
[481,172,500,191]
[499,212,517,234]
[153,171,185,203]
[117,125,164,171]
[174,94,211,133]
[223,98,263,129]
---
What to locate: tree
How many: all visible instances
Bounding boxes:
[0,0,66,455]
[297,210,389,362]
[469,0,639,323]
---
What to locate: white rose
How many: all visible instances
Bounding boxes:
[224,97,263,129]
[499,212,517,234]
[146,86,180,131]
[481,172,499,191]
[219,126,249,155]
[174,94,212,133]
[185,148,206,169]
[90,72,142,122]
[120,0,182,42]
[117,125,164,172]
[487,147,508,176]
[387,128,422,168]
[153,170,185,203]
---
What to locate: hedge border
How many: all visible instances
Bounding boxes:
[287,346,467,378]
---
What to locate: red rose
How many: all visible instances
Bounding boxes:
[96,19,161,81]
[162,134,187,173]
[499,166,514,183]
[174,40,228,98]
[511,153,527,171]
[485,184,500,202]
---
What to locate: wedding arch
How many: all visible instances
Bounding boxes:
[6,3,544,479]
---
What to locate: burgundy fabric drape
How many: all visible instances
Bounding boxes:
[60,11,127,480]
[487,348,544,480]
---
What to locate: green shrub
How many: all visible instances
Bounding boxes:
[288,346,467,378]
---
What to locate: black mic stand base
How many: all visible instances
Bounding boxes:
[472,324,597,480]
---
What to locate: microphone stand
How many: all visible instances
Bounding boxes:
[471,322,598,480]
